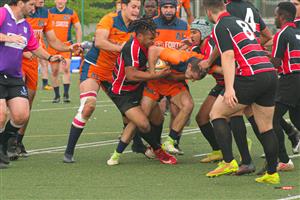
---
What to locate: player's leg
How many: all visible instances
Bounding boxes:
[163,89,194,154]
[288,105,300,154]
[63,78,100,163]
[50,61,61,103]
[0,98,9,168]
[39,58,52,90]
[196,89,222,163]
[60,58,71,103]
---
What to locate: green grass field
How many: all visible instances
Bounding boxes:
[0,74,299,200]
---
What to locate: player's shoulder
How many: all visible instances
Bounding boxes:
[48,7,74,15]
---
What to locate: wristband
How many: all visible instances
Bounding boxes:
[47,55,53,62]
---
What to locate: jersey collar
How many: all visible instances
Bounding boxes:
[281,22,296,30]
[4,4,25,24]
[216,11,230,23]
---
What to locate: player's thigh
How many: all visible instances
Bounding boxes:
[0,99,7,128]
[140,95,158,116]
[60,59,71,73]
[149,103,164,125]
[196,95,217,125]
[210,95,247,120]
[170,90,193,110]
[243,106,253,118]
[251,103,275,133]
[125,106,150,133]
[79,78,100,94]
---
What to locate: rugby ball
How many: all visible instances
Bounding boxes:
[154,59,169,71]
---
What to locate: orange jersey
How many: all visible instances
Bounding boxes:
[160,48,203,66]
[83,11,133,82]
[153,16,190,49]
[48,7,80,43]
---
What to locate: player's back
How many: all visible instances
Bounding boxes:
[214,14,273,76]
[226,0,265,37]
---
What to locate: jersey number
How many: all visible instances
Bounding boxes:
[245,8,256,32]
[236,20,256,41]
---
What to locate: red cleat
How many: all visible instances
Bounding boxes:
[154,148,177,165]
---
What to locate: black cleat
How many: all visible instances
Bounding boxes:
[0,145,10,165]
[256,162,267,176]
[16,142,29,158]
[63,153,75,163]
[174,144,184,155]
[52,96,60,103]
[0,160,9,169]
[63,96,71,103]
[235,162,256,175]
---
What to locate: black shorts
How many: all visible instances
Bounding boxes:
[100,81,111,93]
[0,74,28,100]
[233,71,277,107]
[108,85,144,115]
[276,73,300,107]
[208,84,225,97]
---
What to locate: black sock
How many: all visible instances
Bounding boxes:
[140,125,160,150]
[152,123,163,145]
[63,84,70,98]
[230,116,252,165]
[16,133,24,144]
[5,120,20,133]
[132,132,144,146]
[176,135,181,146]
[280,118,298,146]
[42,79,48,87]
[65,125,84,155]
[274,103,290,163]
[247,116,263,145]
[212,118,234,163]
[199,122,220,151]
[260,129,279,174]
[116,140,129,153]
[169,129,179,141]
[54,87,60,98]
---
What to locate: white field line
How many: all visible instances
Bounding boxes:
[27,128,200,155]
[277,195,300,200]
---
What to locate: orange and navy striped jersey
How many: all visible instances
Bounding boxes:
[48,7,80,43]
[154,16,190,49]
[26,7,52,43]
[84,11,133,82]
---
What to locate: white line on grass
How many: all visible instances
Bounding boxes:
[277,195,300,200]
[27,128,200,155]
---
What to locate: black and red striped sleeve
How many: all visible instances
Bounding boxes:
[123,40,140,68]
[272,31,287,59]
[212,22,233,54]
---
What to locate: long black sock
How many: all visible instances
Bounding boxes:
[132,132,144,146]
[260,129,279,174]
[169,129,180,141]
[247,116,263,145]
[63,84,70,97]
[274,103,290,163]
[230,116,252,165]
[16,132,24,144]
[54,87,60,98]
[42,79,48,87]
[140,125,160,150]
[280,118,298,146]
[199,122,220,151]
[65,125,84,155]
[212,118,233,163]
[152,123,163,145]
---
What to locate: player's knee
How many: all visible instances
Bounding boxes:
[0,113,7,128]
[182,98,194,114]
[138,119,151,133]
[12,112,29,125]
[196,111,209,126]
[73,91,97,128]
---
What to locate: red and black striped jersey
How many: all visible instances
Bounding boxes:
[272,22,300,75]
[201,36,224,85]
[226,0,266,40]
[212,12,274,76]
[111,37,148,95]
[294,17,300,29]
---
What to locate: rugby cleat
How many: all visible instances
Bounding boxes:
[235,162,256,175]
[107,151,120,166]
[291,132,300,154]
[277,159,294,171]
[255,172,280,184]
[63,153,75,163]
[206,159,239,177]
[162,136,179,155]
[144,147,156,159]
[200,150,223,163]
[43,85,53,90]
[0,145,10,165]
[52,97,60,103]
[0,160,8,169]
[174,144,184,155]
[16,142,29,158]
[154,148,177,165]
[7,137,19,161]
[63,95,71,103]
